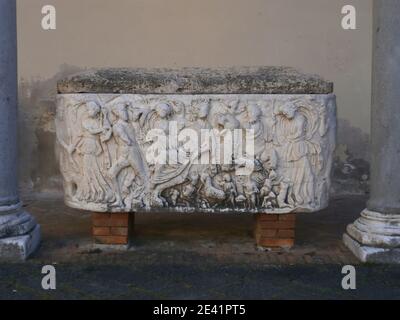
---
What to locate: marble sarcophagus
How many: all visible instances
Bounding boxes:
[56,67,336,216]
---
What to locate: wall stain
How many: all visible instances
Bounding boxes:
[332,118,370,196]
[18,64,83,199]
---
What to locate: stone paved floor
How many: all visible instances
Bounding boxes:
[1,195,400,299]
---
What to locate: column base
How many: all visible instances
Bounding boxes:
[343,233,400,263]
[344,209,400,263]
[0,206,41,261]
[254,213,296,249]
[92,212,134,247]
[0,224,41,261]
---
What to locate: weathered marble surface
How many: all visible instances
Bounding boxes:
[0,225,41,262]
[0,0,40,260]
[0,210,37,238]
[56,93,336,213]
[57,67,333,95]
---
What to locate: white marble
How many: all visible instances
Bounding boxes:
[56,93,336,213]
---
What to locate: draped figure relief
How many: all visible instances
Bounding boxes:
[56,94,336,213]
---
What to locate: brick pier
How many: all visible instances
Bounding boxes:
[92,213,135,245]
[254,213,296,249]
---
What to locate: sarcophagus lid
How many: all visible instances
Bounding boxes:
[58,67,333,95]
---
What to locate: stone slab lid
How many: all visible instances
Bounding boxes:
[57,67,333,94]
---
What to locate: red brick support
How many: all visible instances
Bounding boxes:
[92,213,135,245]
[254,213,296,249]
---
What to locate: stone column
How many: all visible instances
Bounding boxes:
[343,0,400,263]
[0,0,40,260]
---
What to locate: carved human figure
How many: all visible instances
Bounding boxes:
[121,170,145,210]
[275,101,319,207]
[244,103,265,158]
[260,178,275,208]
[144,103,182,206]
[243,176,259,210]
[73,101,113,203]
[242,102,279,173]
[223,174,237,208]
[140,102,173,134]
[187,99,213,165]
[268,169,291,209]
[150,101,215,207]
[107,102,149,208]
[190,99,212,130]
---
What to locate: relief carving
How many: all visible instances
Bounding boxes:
[56,94,336,213]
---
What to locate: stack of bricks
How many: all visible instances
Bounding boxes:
[92,213,134,245]
[254,213,296,249]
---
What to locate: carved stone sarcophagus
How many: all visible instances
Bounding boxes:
[56,67,336,214]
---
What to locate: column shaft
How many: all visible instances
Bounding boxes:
[0,0,40,261]
[343,0,400,263]
[367,0,400,214]
[0,0,19,210]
